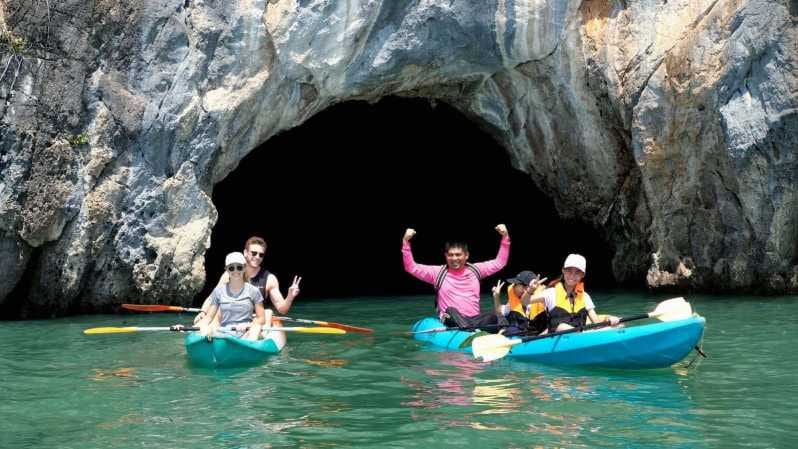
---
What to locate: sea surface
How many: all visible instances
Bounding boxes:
[1,292,795,448]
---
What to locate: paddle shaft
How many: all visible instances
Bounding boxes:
[84,325,344,334]
[208,325,345,334]
[411,323,504,334]
[122,304,201,313]
[275,317,373,333]
[510,312,650,345]
[122,304,372,333]
[83,326,200,334]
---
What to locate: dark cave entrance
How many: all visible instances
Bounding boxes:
[197,97,615,302]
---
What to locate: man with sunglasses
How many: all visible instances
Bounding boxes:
[194,236,301,325]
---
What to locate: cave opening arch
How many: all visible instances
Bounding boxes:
[198,97,616,302]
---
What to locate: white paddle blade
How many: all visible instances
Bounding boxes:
[476,346,513,363]
[650,298,693,321]
[471,334,518,362]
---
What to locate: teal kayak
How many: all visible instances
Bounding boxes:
[185,329,286,367]
[411,315,705,369]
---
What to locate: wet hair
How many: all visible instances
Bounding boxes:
[444,242,469,253]
[244,236,267,252]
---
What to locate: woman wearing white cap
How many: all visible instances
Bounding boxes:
[521,254,619,333]
[196,252,269,340]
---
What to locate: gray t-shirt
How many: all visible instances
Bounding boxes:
[209,283,264,327]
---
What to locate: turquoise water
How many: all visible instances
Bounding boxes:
[1,293,796,449]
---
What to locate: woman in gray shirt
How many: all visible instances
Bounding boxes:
[197,252,268,340]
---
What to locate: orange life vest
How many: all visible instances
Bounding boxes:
[507,284,546,319]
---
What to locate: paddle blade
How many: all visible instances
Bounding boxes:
[122,304,172,312]
[273,317,374,333]
[84,327,140,334]
[650,297,693,321]
[122,304,201,313]
[325,323,374,334]
[471,334,515,362]
[457,331,490,349]
[291,327,346,334]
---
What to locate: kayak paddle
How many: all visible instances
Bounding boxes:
[121,304,372,333]
[471,297,693,362]
[410,323,503,334]
[84,325,198,334]
[274,317,373,334]
[122,304,201,313]
[84,325,347,335]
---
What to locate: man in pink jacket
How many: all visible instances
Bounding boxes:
[402,224,510,329]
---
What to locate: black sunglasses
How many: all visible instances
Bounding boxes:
[227,264,244,272]
[249,251,264,258]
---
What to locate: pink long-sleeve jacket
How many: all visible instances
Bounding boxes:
[402,236,510,317]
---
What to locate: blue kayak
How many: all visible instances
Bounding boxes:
[185,329,286,367]
[411,315,706,369]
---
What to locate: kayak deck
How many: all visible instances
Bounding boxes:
[411,316,705,369]
[185,329,286,367]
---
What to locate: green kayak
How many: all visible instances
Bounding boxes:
[184,329,286,367]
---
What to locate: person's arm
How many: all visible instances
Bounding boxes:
[198,303,219,336]
[193,296,212,325]
[263,308,273,328]
[267,274,301,315]
[585,293,619,325]
[402,228,440,284]
[472,224,510,277]
[243,292,267,340]
[491,280,505,315]
[194,273,227,324]
[252,302,266,326]
[522,283,549,307]
[587,308,619,325]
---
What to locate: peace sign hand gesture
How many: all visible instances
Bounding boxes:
[492,280,505,298]
[288,275,302,298]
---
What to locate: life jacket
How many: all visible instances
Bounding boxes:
[507,284,546,319]
[433,263,481,312]
[547,281,588,331]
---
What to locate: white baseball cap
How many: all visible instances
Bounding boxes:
[563,254,586,273]
[225,252,246,267]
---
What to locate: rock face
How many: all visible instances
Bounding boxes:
[0,0,796,315]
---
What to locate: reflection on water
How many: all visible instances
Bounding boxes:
[472,381,523,414]
[398,345,707,447]
[89,367,138,381]
[304,358,349,368]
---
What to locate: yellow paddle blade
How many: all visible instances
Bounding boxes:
[471,334,519,362]
[291,327,346,334]
[83,327,139,334]
[650,298,693,321]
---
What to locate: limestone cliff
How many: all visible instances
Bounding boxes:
[1,0,796,315]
